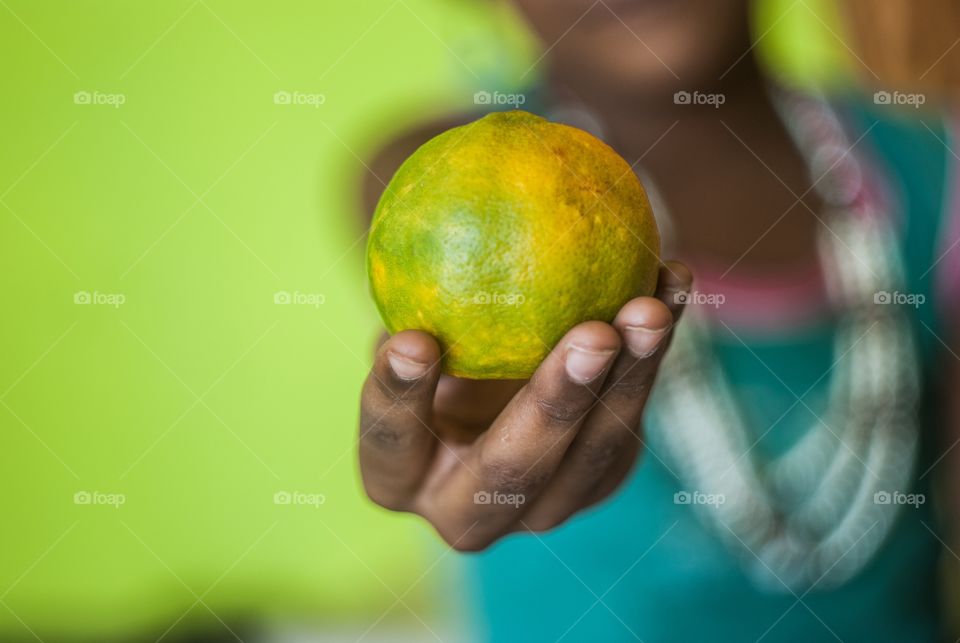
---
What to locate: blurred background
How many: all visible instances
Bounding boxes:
[0,0,956,641]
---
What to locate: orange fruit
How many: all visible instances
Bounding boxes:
[367,110,660,379]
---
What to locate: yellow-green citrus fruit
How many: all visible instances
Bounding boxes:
[367,111,660,379]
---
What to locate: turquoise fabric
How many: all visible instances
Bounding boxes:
[466,99,950,642]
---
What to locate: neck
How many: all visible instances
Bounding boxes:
[548,54,822,274]
[562,56,786,167]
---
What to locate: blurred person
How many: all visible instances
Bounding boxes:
[358,0,960,640]
[841,0,960,99]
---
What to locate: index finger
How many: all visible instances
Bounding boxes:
[419,321,621,549]
[359,330,442,511]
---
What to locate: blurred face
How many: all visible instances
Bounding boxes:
[511,0,754,100]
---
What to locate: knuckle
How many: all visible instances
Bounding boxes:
[362,419,416,451]
[604,373,651,399]
[579,434,629,469]
[533,395,589,427]
[479,456,546,495]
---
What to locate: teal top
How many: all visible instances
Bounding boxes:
[465,98,952,642]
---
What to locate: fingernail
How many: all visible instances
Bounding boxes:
[624,326,667,358]
[388,352,428,381]
[565,344,616,384]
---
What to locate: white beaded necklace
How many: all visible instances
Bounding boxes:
[650,91,920,590]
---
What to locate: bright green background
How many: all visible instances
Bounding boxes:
[0,0,845,639]
[0,1,534,639]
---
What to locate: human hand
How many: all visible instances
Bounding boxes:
[359,262,692,550]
